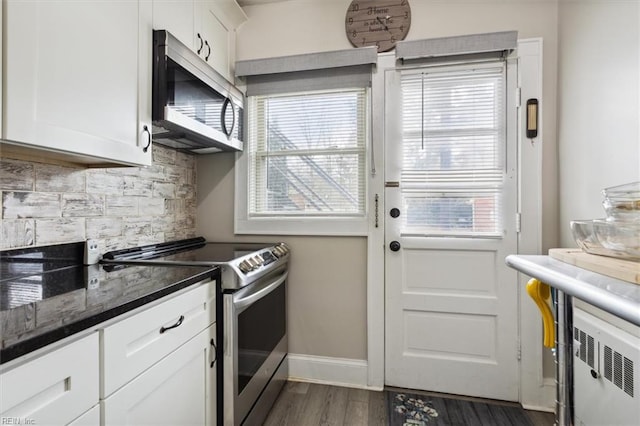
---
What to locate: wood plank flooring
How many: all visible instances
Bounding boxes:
[264,382,555,426]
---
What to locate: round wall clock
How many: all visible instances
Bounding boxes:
[345,0,411,52]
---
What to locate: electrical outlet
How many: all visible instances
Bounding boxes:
[84,239,100,265]
[84,264,101,289]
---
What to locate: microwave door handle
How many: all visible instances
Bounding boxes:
[234,271,288,311]
[221,97,236,138]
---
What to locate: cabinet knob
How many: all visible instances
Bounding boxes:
[210,338,217,368]
[389,241,401,252]
[197,33,203,54]
[142,125,151,153]
[204,40,211,61]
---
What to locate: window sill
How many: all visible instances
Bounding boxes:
[234,216,369,236]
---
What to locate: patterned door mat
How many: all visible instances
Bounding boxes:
[386,391,535,426]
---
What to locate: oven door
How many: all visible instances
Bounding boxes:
[223,269,287,425]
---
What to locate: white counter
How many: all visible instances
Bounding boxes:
[506,255,640,327]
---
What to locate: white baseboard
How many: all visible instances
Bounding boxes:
[522,378,556,412]
[287,353,379,390]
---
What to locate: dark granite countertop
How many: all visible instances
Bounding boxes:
[0,242,219,364]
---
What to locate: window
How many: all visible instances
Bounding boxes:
[248,88,367,217]
[400,64,506,237]
[234,48,376,235]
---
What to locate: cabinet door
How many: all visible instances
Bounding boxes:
[0,333,99,426]
[102,324,216,426]
[3,0,152,166]
[197,1,231,80]
[152,0,196,51]
[68,405,100,426]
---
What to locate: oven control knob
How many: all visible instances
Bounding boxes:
[239,261,251,273]
[252,255,263,267]
[246,258,257,269]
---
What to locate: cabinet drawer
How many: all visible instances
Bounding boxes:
[0,333,99,425]
[102,324,215,426]
[101,280,215,397]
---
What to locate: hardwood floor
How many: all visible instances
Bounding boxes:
[264,381,386,426]
[264,382,556,426]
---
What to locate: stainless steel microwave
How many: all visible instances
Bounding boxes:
[152,30,244,154]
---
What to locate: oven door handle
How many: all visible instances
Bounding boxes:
[234,271,288,311]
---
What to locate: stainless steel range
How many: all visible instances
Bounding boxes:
[102,237,290,426]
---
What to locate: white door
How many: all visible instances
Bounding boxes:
[384,59,520,401]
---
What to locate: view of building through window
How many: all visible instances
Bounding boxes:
[248,89,367,217]
[400,65,506,237]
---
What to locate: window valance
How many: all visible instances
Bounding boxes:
[235,47,377,96]
[395,31,517,65]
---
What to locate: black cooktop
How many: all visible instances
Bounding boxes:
[102,237,274,263]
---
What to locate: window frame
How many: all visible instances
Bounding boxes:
[235,87,371,236]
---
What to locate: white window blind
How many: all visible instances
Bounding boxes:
[400,65,506,237]
[248,88,367,217]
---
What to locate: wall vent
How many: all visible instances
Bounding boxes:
[574,326,596,369]
[603,344,635,398]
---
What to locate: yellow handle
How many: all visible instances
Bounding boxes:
[526,278,555,348]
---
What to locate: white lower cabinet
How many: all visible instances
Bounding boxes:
[68,405,100,426]
[101,281,215,398]
[0,333,99,426]
[102,324,216,426]
[100,281,217,426]
[0,281,216,426]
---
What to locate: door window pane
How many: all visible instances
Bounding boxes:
[400,66,506,237]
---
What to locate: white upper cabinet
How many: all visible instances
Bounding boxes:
[1,1,4,137]
[152,0,196,51]
[2,0,153,167]
[153,0,246,81]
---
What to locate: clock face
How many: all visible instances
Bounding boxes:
[345,0,411,52]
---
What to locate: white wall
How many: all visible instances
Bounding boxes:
[557,0,640,246]
[196,153,368,359]
[197,0,560,362]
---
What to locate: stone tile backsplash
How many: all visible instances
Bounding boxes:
[1,145,197,252]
